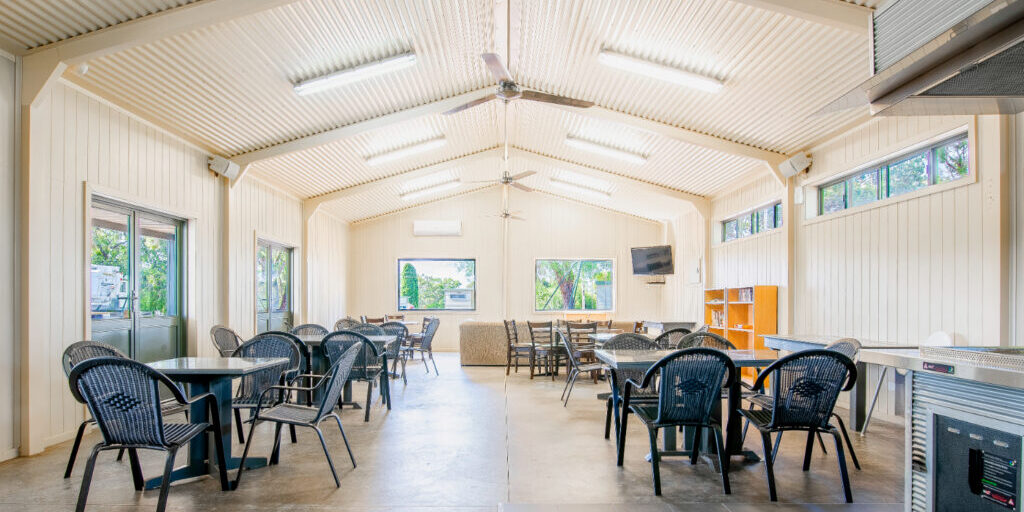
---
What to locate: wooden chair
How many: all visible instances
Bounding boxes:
[385,314,405,322]
[527,321,563,380]
[566,322,600,382]
[503,320,532,375]
[361,316,386,325]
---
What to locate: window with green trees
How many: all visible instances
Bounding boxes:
[398,259,476,311]
[535,259,614,312]
[722,202,782,242]
[818,133,969,215]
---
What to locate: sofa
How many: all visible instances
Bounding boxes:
[458,320,637,366]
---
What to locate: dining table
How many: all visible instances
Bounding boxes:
[595,348,778,466]
[146,356,290,491]
[295,334,398,405]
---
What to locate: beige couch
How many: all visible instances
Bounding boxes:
[458,320,636,366]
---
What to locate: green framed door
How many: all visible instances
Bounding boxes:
[89,200,184,362]
[255,240,292,333]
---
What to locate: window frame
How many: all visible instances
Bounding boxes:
[721,201,783,243]
[533,257,616,313]
[396,258,477,312]
[816,133,970,217]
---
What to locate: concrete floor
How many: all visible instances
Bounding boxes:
[0,353,905,511]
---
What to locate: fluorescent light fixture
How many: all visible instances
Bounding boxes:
[549,177,611,199]
[598,49,723,93]
[400,179,460,201]
[565,135,647,165]
[294,52,417,96]
[365,136,446,166]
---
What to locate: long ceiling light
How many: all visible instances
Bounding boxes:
[565,135,647,165]
[598,49,723,93]
[294,52,417,96]
[400,179,461,201]
[365,136,446,166]
[549,177,611,199]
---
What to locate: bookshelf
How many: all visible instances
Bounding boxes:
[703,286,778,377]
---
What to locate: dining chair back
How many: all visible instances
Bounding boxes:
[654,328,691,349]
[291,324,328,337]
[675,331,737,350]
[322,331,380,382]
[385,314,405,321]
[333,317,360,331]
[381,321,410,382]
[566,322,598,347]
[350,323,386,336]
[825,338,862,362]
[233,333,301,403]
[361,316,386,325]
[62,341,126,377]
[210,324,244,357]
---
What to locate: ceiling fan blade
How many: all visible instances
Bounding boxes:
[481,53,513,83]
[520,89,594,109]
[510,182,534,193]
[508,170,536,181]
[464,179,499,184]
[509,215,526,221]
[442,94,498,115]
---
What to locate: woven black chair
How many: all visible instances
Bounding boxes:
[381,321,409,384]
[601,334,660,442]
[740,349,857,503]
[350,323,386,336]
[234,344,361,489]
[334,317,360,331]
[654,328,692,349]
[323,331,390,422]
[291,324,328,337]
[675,331,737,350]
[526,321,562,379]
[559,331,607,406]
[210,324,244,357]
[231,333,301,443]
[405,317,440,375]
[68,357,228,512]
[61,341,186,479]
[503,320,532,376]
[618,348,736,496]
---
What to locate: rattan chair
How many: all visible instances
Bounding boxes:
[291,324,328,337]
[68,357,228,512]
[361,316,386,325]
[405,317,440,375]
[234,344,361,488]
[654,328,692,349]
[740,350,858,503]
[527,321,563,379]
[503,320,532,375]
[559,331,607,406]
[323,331,390,421]
[381,321,409,384]
[231,333,302,443]
[210,324,244,357]
[618,348,737,496]
[601,334,660,441]
[350,323,386,336]
[675,331,737,350]
[334,317,360,331]
[61,341,186,479]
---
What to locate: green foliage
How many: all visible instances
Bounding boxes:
[418,276,462,309]
[91,227,129,275]
[935,139,968,183]
[887,153,929,197]
[400,263,420,308]
[91,226,175,316]
[535,259,612,311]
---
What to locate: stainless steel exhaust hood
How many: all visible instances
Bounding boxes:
[820,0,1024,116]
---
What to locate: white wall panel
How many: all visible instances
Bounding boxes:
[347,187,666,352]
[306,211,350,328]
[23,81,224,453]
[660,210,704,323]
[0,56,17,461]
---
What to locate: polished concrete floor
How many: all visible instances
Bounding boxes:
[0,353,905,511]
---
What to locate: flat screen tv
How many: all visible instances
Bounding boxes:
[631,245,674,275]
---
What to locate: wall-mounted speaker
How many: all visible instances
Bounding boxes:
[779,153,812,178]
[208,155,240,181]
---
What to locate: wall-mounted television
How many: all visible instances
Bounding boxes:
[631,245,674,275]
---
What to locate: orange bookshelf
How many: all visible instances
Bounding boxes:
[704,286,777,378]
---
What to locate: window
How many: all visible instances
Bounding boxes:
[256,240,292,333]
[535,259,614,311]
[722,202,783,242]
[818,134,969,215]
[398,258,476,311]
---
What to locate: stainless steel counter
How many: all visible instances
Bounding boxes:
[859,347,1024,390]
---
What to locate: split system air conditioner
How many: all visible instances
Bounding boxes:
[412,220,462,237]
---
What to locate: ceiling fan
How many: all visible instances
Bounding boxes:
[443,53,595,115]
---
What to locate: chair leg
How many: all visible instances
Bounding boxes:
[604,398,613,439]
[760,431,778,502]
[617,406,630,467]
[560,368,576,401]
[831,429,854,503]
[232,417,261,490]
[127,448,144,490]
[333,415,357,468]
[529,351,536,379]
[817,431,828,454]
[430,351,438,375]
[712,425,731,494]
[690,427,703,465]
[506,347,512,376]
[401,356,408,385]
[270,423,283,465]
[155,448,178,512]
[803,430,816,471]
[772,431,783,461]
[75,444,103,512]
[647,426,662,496]
[64,421,89,478]
[209,421,230,491]
[289,424,298,444]
[314,427,340,487]
[563,371,580,406]
[364,380,373,422]
[834,414,861,470]
[234,408,246,444]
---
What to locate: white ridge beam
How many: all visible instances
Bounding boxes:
[728,0,872,34]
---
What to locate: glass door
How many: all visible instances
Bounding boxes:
[89,201,183,362]
[255,240,292,333]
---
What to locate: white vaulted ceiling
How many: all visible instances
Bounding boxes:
[0,0,879,221]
